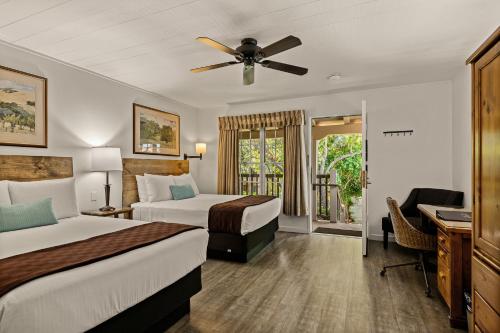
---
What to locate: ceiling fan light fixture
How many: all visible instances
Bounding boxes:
[243,64,254,85]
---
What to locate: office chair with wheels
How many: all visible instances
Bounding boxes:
[380,197,436,296]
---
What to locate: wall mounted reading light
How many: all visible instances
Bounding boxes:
[184,143,206,160]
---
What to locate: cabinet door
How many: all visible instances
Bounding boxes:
[473,38,500,267]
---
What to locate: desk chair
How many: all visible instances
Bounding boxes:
[380,197,436,296]
[382,188,464,249]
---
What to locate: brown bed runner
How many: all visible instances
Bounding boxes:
[0,222,200,298]
[208,195,276,234]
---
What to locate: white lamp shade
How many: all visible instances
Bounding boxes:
[195,143,207,154]
[91,147,123,171]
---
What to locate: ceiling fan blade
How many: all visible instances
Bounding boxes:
[191,61,239,73]
[196,37,238,56]
[260,60,308,75]
[243,64,254,85]
[260,35,302,58]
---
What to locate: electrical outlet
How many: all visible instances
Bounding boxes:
[90,191,97,202]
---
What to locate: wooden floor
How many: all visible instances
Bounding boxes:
[168,232,463,333]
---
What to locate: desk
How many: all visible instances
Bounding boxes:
[418,204,471,328]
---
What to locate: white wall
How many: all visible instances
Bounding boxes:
[198,81,454,238]
[0,41,201,211]
[451,67,472,207]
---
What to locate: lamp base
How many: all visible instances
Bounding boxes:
[99,205,116,212]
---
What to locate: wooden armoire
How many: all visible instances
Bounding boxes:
[467,27,500,333]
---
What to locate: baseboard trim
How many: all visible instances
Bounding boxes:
[278,225,308,234]
[369,233,395,242]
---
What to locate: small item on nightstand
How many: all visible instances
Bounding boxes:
[81,207,134,220]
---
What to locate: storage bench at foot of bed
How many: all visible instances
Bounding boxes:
[88,265,202,333]
[207,217,279,263]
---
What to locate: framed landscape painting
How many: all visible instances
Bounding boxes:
[133,103,180,156]
[0,65,47,148]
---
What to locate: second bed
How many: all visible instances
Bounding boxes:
[123,158,281,262]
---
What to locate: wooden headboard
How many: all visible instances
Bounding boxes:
[122,158,189,208]
[0,155,73,181]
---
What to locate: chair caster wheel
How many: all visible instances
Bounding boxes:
[425,289,431,297]
[380,270,386,276]
[415,264,421,271]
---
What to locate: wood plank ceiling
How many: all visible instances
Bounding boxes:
[0,0,499,107]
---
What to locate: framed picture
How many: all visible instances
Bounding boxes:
[133,103,180,156]
[0,65,47,148]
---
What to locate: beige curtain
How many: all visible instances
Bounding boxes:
[217,128,240,195]
[283,113,308,216]
[217,110,308,216]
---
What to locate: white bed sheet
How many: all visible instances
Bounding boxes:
[131,194,281,235]
[0,215,208,333]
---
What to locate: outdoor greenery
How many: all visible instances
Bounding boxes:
[317,134,362,220]
[239,129,284,197]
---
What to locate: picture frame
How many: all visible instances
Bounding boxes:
[133,103,180,156]
[0,65,47,148]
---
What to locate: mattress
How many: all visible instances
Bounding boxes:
[0,215,208,333]
[132,194,281,235]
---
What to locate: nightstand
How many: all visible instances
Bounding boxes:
[81,207,134,220]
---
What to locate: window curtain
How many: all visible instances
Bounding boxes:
[217,124,239,195]
[217,110,308,216]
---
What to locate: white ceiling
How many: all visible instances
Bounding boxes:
[0,0,498,108]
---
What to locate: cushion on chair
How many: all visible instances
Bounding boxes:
[381,188,464,235]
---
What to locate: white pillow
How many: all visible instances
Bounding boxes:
[144,174,175,202]
[173,173,200,195]
[0,180,11,205]
[136,175,148,202]
[8,178,79,219]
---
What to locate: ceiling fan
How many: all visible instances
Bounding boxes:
[191,35,308,85]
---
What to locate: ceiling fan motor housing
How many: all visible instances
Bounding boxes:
[236,38,263,64]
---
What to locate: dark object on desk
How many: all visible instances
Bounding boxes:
[382,188,464,249]
[436,210,471,222]
[381,197,436,297]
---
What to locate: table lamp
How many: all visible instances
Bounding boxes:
[91,147,122,211]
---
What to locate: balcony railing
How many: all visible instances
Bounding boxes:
[239,173,344,222]
[314,174,346,222]
[240,173,283,197]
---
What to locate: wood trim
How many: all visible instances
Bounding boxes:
[0,65,48,148]
[0,155,73,181]
[132,103,181,157]
[466,26,500,64]
[472,39,500,268]
[122,158,189,207]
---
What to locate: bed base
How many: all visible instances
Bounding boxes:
[88,266,201,333]
[207,217,278,263]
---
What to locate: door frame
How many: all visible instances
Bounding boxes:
[308,109,367,243]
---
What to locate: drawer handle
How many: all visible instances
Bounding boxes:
[438,272,446,280]
[438,250,446,258]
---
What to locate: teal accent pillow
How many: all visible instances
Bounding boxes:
[0,198,58,232]
[169,185,195,200]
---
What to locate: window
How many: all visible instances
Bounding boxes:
[239,127,284,197]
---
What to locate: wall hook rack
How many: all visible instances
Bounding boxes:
[383,130,414,137]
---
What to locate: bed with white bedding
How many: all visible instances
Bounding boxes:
[0,215,208,333]
[132,194,281,235]
[0,155,209,333]
[122,158,281,262]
